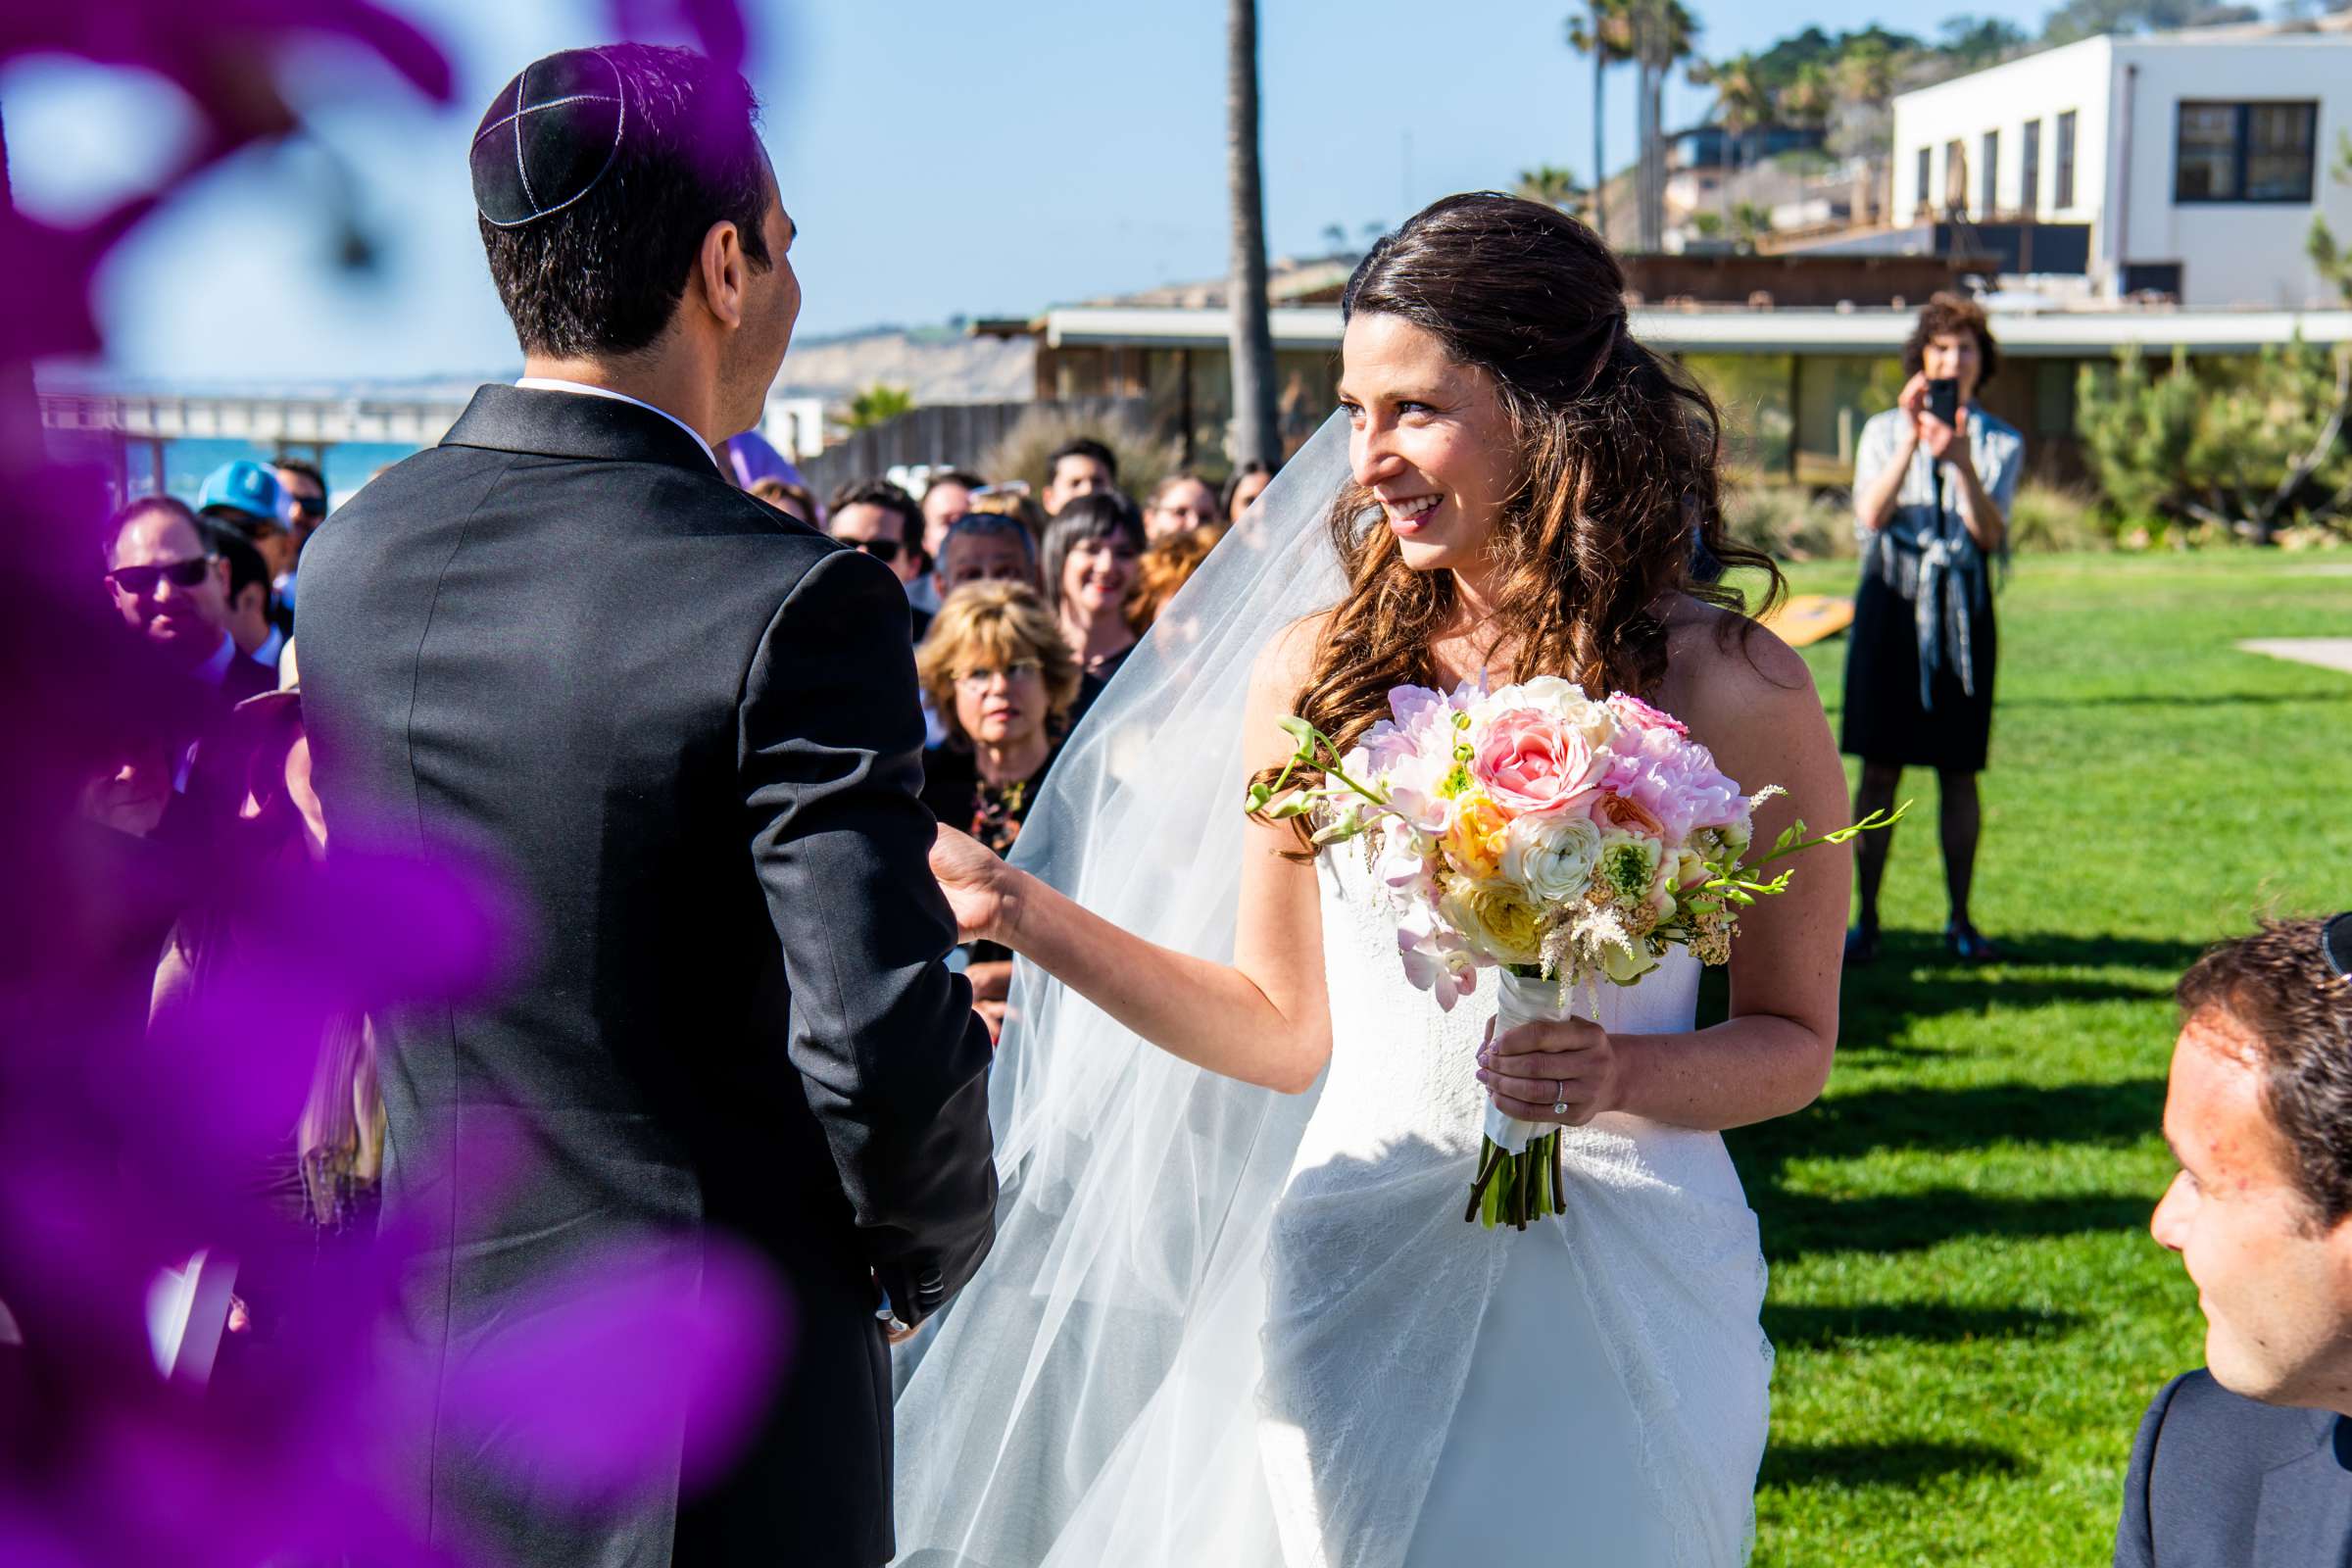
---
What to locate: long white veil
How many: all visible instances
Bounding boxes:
[891,415,1355,1567]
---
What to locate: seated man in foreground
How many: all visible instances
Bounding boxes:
[2118,912,2352,1566]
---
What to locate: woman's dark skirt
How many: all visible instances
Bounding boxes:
[1839,568,1997,773]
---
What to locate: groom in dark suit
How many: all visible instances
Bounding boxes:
[295,45,996,1568]
[2117,914,2352,1567]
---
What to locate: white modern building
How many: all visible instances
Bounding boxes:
[1891,25,2352,306]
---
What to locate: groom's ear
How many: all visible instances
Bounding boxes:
[695,219,753,333]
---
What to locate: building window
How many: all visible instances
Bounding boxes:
[2055,109,2078,208]
[1916,146,1933,213]
[2174,100,2319,203]
[2021,120,2041,215]
[1944,139,1968,216]
[1982,129,2001,216]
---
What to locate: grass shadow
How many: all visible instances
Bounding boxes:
[1762,1301,2081,1350]
[1758,1188,2151,1263]
[1758,1440,2022,1491]
[1728,1078,2167,1178]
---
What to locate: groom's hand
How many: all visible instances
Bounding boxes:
[1476,1016,1624,1126]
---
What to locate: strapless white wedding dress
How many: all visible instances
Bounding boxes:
[1254,846,1773,1566]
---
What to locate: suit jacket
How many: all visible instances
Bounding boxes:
[2117,1370,2352,1567]
[295,384,998,1568]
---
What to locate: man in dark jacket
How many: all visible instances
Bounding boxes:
[295,44,996,1568]
[2117,914,2352,1566]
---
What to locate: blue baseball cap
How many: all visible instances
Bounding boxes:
[196,460,292,530]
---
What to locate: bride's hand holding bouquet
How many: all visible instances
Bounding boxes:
[1250,674,1900,1229]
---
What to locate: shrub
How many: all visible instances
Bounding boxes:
[979,406,1179,502]
[2007,481,2108,553]
[1720,482,1857,562]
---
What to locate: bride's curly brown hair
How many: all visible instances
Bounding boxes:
[1255,192,1785,850]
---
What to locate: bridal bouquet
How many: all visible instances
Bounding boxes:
[1247,676,1895,1231]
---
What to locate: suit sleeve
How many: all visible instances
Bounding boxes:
[2115,1373,2186,1568]
[741,546,997,1326]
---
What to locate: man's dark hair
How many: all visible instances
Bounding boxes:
[273,457,326,499]
[828,478,923,541]
[202,519,270,610]
[479,44,773,359]
[928,467,988,494]
[102,495,202,564]
[2178,916,2352,1226]
[1048,437,1118,485]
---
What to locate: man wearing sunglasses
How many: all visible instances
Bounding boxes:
[2117,913,2352,1566]
[273,459,329,623]
[827,476,930,637]
[105,497,276,706]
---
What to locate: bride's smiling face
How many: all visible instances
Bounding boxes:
[1339,313,1517,577]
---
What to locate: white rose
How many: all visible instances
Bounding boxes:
[1500,811,1603,906]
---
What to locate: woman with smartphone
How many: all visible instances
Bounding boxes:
[1843,291,2023,964]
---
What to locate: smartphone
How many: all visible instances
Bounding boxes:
[1925,376,1960,426]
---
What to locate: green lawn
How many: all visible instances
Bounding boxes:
[1709,551,2352,1565]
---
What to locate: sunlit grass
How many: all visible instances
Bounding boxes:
[1712,550,2352,1564]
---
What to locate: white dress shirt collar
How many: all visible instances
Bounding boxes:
[514,377,721,470]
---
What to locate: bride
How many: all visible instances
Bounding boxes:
[894,192,1850,1567]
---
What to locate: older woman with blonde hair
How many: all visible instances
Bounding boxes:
[916,581,1083,1038]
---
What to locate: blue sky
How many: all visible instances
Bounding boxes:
[5,0,2052,382]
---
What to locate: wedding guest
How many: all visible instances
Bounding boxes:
[1144,472,1222,542]
[1040,490,1145,728]
[915,583,1082,1040]
[828,477,929,634]
[205,522,284,668]
[933,513,1041,598]
[2118,914,2352,1566]
[272,458,327,623]
[1842,292,2021,965]
[106,498,276,707]
[197,460,299,591]
[1222,459,1273,522]
[970,484,1048,540]
[748,476,817,527]
[922,468,986,560]
[1126,521,1225,635]
[1042,436,1116,516]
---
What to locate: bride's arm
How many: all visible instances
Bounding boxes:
[1485,612,1848,1131]
[931,619,1334,1094]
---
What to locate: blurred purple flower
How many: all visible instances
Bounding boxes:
[0,4,775,1564]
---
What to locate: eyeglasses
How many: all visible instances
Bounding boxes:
[2325,912,2352,981]
[954,660,1042,689]
[289,495,326,521]
[845,537,903,564]
[107,556,215,596]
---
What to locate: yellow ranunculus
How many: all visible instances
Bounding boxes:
[1443,790,1511,880]
[1441,878,1544,967]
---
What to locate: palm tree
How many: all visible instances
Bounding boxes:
[1515,164,1588,218]
[1831,36,1901,224]
[1563,0,1633,239]
[1779,62,1834,132]
[1227,0,1280,467]
[1625,0,1698,252]
[1690,51,1772,221]
[843,384,914,431]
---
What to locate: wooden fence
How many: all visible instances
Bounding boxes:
[798,396,1147,499]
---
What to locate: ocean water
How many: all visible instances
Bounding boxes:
[127,437,424,511]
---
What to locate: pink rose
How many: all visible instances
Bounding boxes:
[1599,727,1745,844]
[1470,708,1605,817]
[1606,692,1690,738]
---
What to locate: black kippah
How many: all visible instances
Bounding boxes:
[469,48,628,227]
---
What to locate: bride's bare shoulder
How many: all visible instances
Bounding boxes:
[1657,593,1818,739]
[1249,608,1338,702]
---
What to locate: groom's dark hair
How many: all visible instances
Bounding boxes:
[478,44,773,359]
